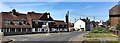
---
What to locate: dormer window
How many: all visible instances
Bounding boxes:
[4,20,11,25]
[14,20,20,25]
[47,14,49,18]
[22,20,29,25]
[32,20,40,24]
[35,22,38,24]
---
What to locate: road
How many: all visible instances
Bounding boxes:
[5,31,88,43]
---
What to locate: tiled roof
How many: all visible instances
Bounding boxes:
[27,12,44,20]
[2,12,27,20]
[109,4,120,11]
[27,12,54,21]
[54,20,66,25]
[1,12,31,28]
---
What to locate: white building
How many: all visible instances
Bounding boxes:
[74,19,86,31]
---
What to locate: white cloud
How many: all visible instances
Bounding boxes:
[0,2,12,12]
[0,2,57,12]
[0,2,2,12]
[2,0,119,2]
[15,3,53,6]
[15,3,45,6]
[50,9,75,15]
[2,0,64,2]
[85,5,93,9]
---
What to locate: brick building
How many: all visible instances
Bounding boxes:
[49,20,67,32]
[27,11,54,32]
[109,4,120,27]
[0,9,68,35]
[0,9,32,35]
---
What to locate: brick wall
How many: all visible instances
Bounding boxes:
[109,5,120,27]
[111,30,120,37]
[110,17,119,26]
[0,13,2,28]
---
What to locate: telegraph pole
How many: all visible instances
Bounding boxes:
[65,11,69,32]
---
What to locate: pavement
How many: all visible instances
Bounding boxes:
[68,32,119,43]
[5,31,88,43]
[5,31,118,43]
[68,33,86,41]
[67,32,88,43]
[0,36,13,43]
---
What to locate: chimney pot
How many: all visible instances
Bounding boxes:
[12,9,16,13]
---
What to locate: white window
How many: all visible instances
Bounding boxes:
[23,20,29,25]
[14,20,20,25]
[47,15,49,18]
[4,20,11,25]
[35,22,38,24]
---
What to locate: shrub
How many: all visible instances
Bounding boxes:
[90,27,110,33]
[116,22,120,30]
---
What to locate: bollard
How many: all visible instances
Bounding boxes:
[0,32,3,43]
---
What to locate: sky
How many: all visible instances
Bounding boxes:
[0,0,119,23]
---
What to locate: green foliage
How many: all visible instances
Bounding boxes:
[82,40,118,43]
[116,22,120,30]
[107,41,119,43]
[84,33,118,38]
[82,40,100,43]
[90,27,110,33]
[105,19,110,26]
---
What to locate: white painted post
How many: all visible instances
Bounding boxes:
[15,28,16,32]
[32,28,35,32]
[40,29,41,32]
[21,28,22,32]
[5,28,7,32]
[46,22,49,34]
[0,28,3,43]
[26,28,28,32]
[0,29,1,32]
[9,28,10,32]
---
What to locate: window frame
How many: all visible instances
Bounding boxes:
[13,20,20,25]
[4,20,11,25]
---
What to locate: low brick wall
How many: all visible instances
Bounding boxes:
[3,31,69,36]
[111,30,120,37]
[3,32,32,36]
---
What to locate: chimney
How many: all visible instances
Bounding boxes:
[12,9,16,15]
[65,11,69,23]
[12,9,19,16]
[31,11,35,13]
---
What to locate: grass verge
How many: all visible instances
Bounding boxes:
[83,33,118,38]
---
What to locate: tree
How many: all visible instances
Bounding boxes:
[116,22,120,30]
[105,19,110,26]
